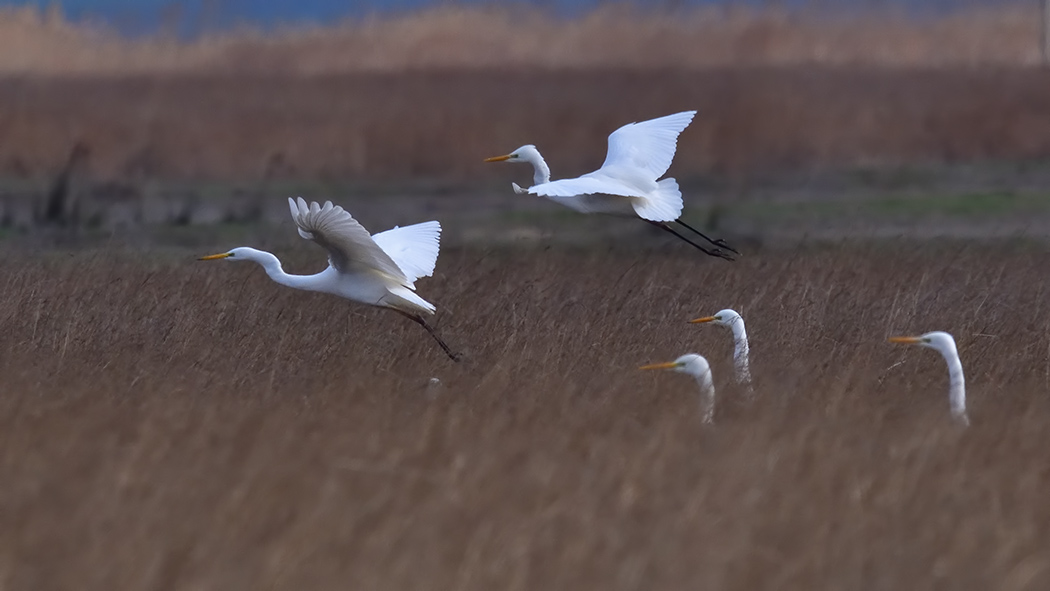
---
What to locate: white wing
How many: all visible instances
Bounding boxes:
[599,111,696,180]
[530,176,682,221]
[528,175,639,198]
[371,221,441,285]
[287,197,407,281]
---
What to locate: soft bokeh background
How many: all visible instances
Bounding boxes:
[0,0,1047,247]
[3,2,1050,590]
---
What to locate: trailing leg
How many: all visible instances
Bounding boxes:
[645,220,734,261]
[674,218,739,254]
[392,309,461,361]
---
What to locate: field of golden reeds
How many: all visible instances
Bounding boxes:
[1,243,1050,589]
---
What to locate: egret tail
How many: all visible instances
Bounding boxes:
[632,177,684,222]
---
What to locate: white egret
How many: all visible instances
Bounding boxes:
[888,331,968,426]
[640,354,716,423]
[199,197,459,361]
[690,309,753,395]
[485,111,736,260]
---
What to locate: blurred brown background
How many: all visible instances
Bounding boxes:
[0,2,1047,244]
[3,3,1050,590]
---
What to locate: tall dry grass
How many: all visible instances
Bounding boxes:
[0,3,1040,75]
[1,244,1050,588]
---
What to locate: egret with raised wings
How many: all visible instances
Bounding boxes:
[690,309,753,395]
[485,111,736,260]
[888,331,968,426]
[640,354,717,423]
[199,197,459,361]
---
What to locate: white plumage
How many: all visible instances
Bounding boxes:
[286,197,410,281]
[486,111,736,260]
[371,222,442,286]
[640,353,717,423]
[889,331,968,426]
[200,197,458,360]
[690,309,754,396]
[487,111,695,222]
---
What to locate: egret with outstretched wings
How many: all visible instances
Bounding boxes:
[199,197,459,361]
[485,111,736,260]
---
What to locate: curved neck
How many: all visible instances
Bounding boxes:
[695,371,716,424]
[245,250,318,291]
[728,320,752,387]
[942,352,967,424]
[526,151,551,186]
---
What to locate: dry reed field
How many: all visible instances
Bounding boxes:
[0,4,1039,75]
[2,242,1050,589]
[4,67,1050,182]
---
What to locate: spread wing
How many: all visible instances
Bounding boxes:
[599,110,696,181]
[371,221,441,286]
[528,174,639,198]
[287,197,407,282]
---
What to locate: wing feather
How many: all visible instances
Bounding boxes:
[371,221,441,286]
[528,174,639,198]
[287,197,407,282]
[599,111,696,181]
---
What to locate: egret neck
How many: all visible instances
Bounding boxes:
[726,316,753,389]
[945,352,967,425]
[522,149,551,187]
[221,247,323,291]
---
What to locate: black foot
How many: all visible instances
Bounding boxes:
[711,238,739,255]
[673,218,740,255]
[646,220,736,261]
[707,247,735,262]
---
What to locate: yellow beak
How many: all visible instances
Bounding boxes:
[888,336,921,344]
[198,252,233,261]
[639,361,679,371]
[484,154,511,162]
[689,316,717,324]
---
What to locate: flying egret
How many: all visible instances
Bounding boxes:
[888,331,968,426]
[199,197,459,361]
[484,111,737,260]
[690,309,753,395]
[640,354,716,423]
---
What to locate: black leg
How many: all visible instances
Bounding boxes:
[645,220,735,261]
[392,309,461,362]
[673,218,739,255]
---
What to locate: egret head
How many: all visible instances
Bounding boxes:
[639,353,711,378]
[198,247,257,262]
[689,308,742,328]
[889,331,958,357]
[484,145,540,164]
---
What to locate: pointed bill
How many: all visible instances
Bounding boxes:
[484,154,511,162]
[639,361,679,370]
[689,316,716,324]
[199,252,232,260]
[888,336,922,344]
